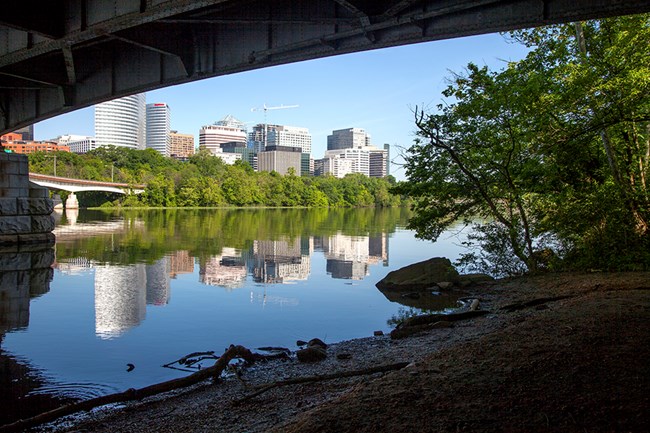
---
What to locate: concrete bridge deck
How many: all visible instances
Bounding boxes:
[2,0,650,134]
[29,173,146,194]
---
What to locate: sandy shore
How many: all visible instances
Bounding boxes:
[24,271,650,433]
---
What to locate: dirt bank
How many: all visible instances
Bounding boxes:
[32,271,649,433]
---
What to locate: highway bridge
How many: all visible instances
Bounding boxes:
[1,0,650,134]
[29,172,146,194]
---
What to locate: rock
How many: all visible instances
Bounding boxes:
[375,257,460,292]
[373,330,384,336]
[336,353,352,360]
[297,346,327,363]
[437,281,455,290]
[401,292,421,299]
[308,338,327,349]
[296,340,308,347]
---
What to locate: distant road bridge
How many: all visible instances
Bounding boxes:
[1,0,650,134]
[29,173,145,195]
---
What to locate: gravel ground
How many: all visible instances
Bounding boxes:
[19,271,650,433]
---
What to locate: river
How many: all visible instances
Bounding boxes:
[0,207,470,425]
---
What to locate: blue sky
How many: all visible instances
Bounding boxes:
[35,32,529,179]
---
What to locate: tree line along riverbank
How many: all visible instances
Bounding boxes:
[28,147,403,208]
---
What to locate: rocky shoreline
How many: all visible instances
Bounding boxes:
[26,271,650,433]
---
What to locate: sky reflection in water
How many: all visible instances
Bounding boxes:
[0,208,470,423]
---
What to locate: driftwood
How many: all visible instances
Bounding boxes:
[163,350,216,368]
[0,345,257,433]
[399,310,489,328]
[236,361,410,404]
[391,310,490,340]
[501,295,573,312]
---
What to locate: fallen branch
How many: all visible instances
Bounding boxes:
[390,310,490,340]
[236,361,410,404]
[501,295,573,312]
[0,345,257,433]
[398,310,490,328]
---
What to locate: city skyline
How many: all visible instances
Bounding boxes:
[33,33,530,180]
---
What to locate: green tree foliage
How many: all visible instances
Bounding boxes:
[395,15,650,274]
[54,207,412,265]
[28,146,400,209]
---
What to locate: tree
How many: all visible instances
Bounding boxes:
[396,14,650,274]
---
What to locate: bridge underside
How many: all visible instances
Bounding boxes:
[29,180,139,195]
[1,0,649,134]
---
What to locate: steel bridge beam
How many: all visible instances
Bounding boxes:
[1,0,649,134]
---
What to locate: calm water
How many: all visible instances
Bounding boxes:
[0,208,470,425]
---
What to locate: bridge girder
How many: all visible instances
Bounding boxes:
[30,178,143,195]
[1,0,649,134]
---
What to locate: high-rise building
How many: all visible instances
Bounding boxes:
[258,145,302,175]
[327,128,371,150]
[169,131,194,160]
[199,115,247,154]
[384,143,391,176]
[95,93,146,150]
[268,125,312,153]
[146,103,171,156]
[369,146,389,177]
[248,123,279,153]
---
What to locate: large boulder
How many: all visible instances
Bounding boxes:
[376,257,460,292]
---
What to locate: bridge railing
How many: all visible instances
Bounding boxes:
[29,173,146,190]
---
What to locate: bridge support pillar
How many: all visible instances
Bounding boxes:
[65,192,79,209]
[52,194,63,210]
[0,153,55,247]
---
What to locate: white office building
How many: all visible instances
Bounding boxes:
[95,93,146,150]
[268,125,312,154]
[57,134,98,154]
[146,103,171,156]
[199,116,247,155]
[323,147,371,176]
[317,154,354,178]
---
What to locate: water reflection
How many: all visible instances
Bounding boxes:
[45,209,406,339]
[0,245,68,425]
[3,207,468,427]
[95,264,147,339]
[319,232,389,280]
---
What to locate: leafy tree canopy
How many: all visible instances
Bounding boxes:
[395,14,650,275]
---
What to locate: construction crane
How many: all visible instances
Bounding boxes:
[250,103,299,150]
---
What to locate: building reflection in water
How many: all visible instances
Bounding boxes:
[94,264,147,339]
[146,258,171,306]
[169,250,194,279]
[250,237,311,284]
[51,215,392,337]
[199,247,247,289]
[319,232,389,280]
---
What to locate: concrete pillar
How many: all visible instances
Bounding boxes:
[65,192,79,209]
[52,193,63,210]
[0,153,55,247]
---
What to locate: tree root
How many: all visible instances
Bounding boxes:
[235,361,410,404]
[391,310,490,339]
[0,345,257,433]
